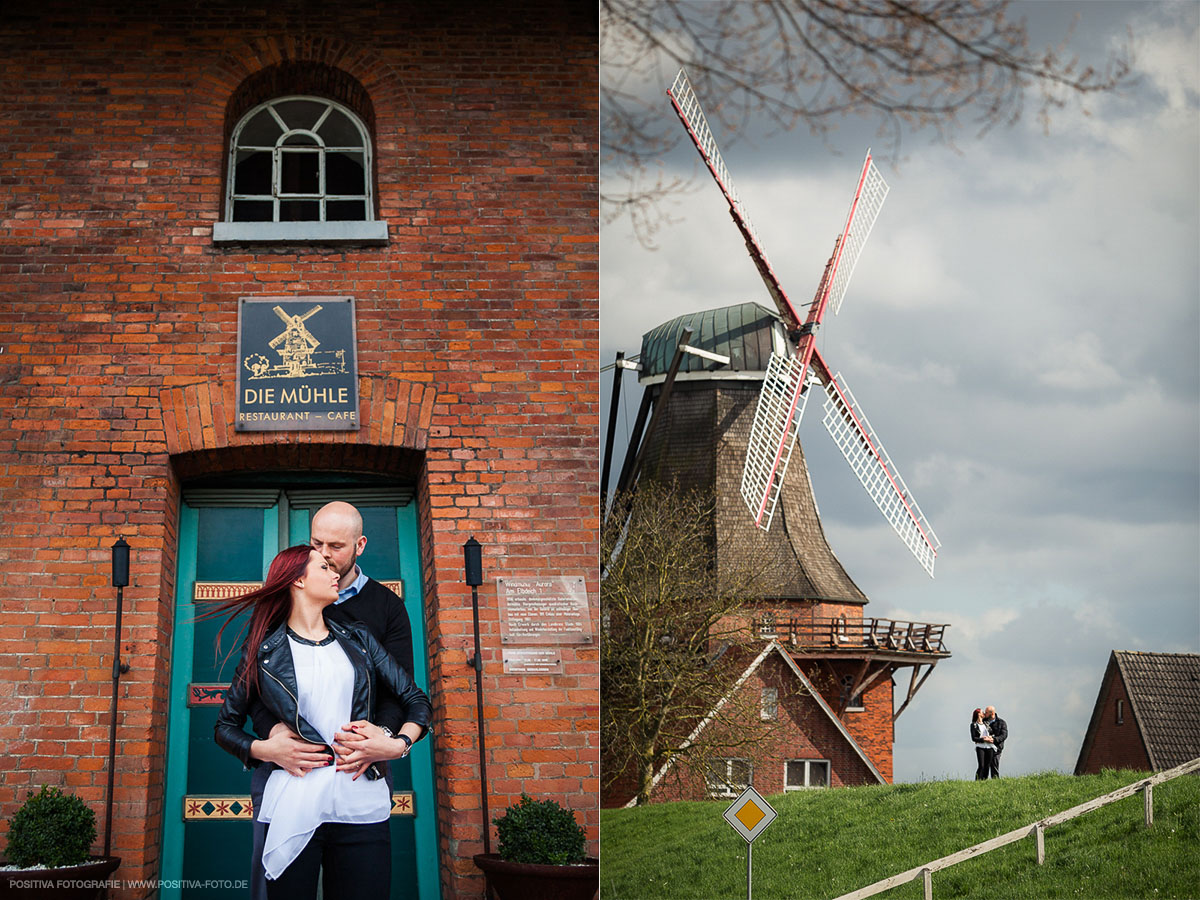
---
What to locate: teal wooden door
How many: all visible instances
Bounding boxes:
[161,486,439,899]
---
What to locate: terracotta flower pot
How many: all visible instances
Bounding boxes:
[0,857,120,900]
[473,853,598,900]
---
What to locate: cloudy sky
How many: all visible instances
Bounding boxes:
[600,1,1199,781]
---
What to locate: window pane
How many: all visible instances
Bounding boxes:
[809,761,830,787]
[785,761,803,788]
[282,132,320,146]
[327,152,366,196]
[232,200,274,222]
[319,108,364,147]
[327,200,366,222]
[730,760,751,787]
[239,109,282,147]
[279,200,320,222]
[272,98,328,132]
[760,687,778,721]
[233,150,272,196]
[280,151,320,195]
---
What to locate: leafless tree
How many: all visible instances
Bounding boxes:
[602,0,1133,243]
[601,482,796,805]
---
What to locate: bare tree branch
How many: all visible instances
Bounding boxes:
[601,0,1133,243]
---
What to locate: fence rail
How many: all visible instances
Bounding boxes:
[767,616,949,655]
[834,756,1200,900]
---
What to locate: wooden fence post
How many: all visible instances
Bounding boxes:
[1034,823,1045,865]
[1143,785,1153,828]
[921,868,932,900]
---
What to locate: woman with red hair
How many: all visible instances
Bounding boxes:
[211,544,431,899]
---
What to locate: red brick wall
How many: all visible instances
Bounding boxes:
[652,655,880,801]
[0,3,597,898]
[801,662,894,782]
[1077,669,1150,774]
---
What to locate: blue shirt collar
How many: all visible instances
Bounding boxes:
[336,566,368,604]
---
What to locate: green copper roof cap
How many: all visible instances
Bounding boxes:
[639,302,783,379]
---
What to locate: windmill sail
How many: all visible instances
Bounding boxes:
[670,70,940,577]
[741,351,815,530]
[667,69,801,326]
[821,372,940,576]
[822,154,889,317]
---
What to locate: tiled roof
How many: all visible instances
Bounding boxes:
[1115,650,1200,770]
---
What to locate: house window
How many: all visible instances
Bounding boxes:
[706,758,752,798]
[840,675,865,712]
[785,759,830,790]
[215,95,387,243]
[760,687,778,721]
[1115,698,1124,725]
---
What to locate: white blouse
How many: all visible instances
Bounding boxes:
[257,633,391,880]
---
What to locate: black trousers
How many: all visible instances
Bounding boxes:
[974,746,994,780]
[251,764,395,900]
[989,749,1002,779]
[265,820,391,900]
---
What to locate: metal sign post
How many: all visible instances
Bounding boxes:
[722,786,777,900]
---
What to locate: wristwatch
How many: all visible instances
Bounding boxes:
[380,726,413,758]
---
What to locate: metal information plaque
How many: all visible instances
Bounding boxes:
[236,297,360,431]
[502,648,564,675]
[497,576,592,645]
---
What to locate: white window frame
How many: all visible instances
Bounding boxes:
[706,758,752,799]
[785,759,830,790]
[760,686,778,721]
[757,612,777,639]
[214,95,387,244]
[1115,698,1124,725]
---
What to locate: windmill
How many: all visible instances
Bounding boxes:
[269,304,322,378]
[665,69,941,577]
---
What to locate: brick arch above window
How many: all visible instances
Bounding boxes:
[159,376,436,458]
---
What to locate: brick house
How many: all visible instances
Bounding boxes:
[603,304,949,806]
[0,3,597,898]
[1074,651,1200,775]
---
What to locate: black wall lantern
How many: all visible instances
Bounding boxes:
[463,537,490,858]
[104,538,131,859]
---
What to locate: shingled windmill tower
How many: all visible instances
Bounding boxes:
[602,72,951,793]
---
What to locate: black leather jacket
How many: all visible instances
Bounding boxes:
[214,615,433,779]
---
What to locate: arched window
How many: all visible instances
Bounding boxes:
[214,95,386,243]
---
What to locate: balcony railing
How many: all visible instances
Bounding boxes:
[760,615,949,655]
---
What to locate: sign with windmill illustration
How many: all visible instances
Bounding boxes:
[236,297,359,431]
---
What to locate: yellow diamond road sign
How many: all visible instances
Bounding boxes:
[723,786,777,843]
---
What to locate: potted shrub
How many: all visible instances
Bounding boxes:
[0,786,119,900]
[473,794,598,900]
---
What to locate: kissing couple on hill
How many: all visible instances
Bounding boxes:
[970,706,1008,780]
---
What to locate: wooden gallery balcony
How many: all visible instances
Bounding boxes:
[759,615,952,721]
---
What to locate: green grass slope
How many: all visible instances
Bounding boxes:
[599,771,1199,899]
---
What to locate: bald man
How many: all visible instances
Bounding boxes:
[245,501,416,898]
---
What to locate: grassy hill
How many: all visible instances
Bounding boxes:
[599,770,1199,899]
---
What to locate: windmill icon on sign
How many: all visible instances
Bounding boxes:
[667,69,941,576]
[243,304,348,380]
[269,304,323,378]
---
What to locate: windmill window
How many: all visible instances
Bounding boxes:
[706,758,752,799]
[214,96,387,244]
[840,675,865,712]
[757,613,776,639]
[785,759,830,790]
